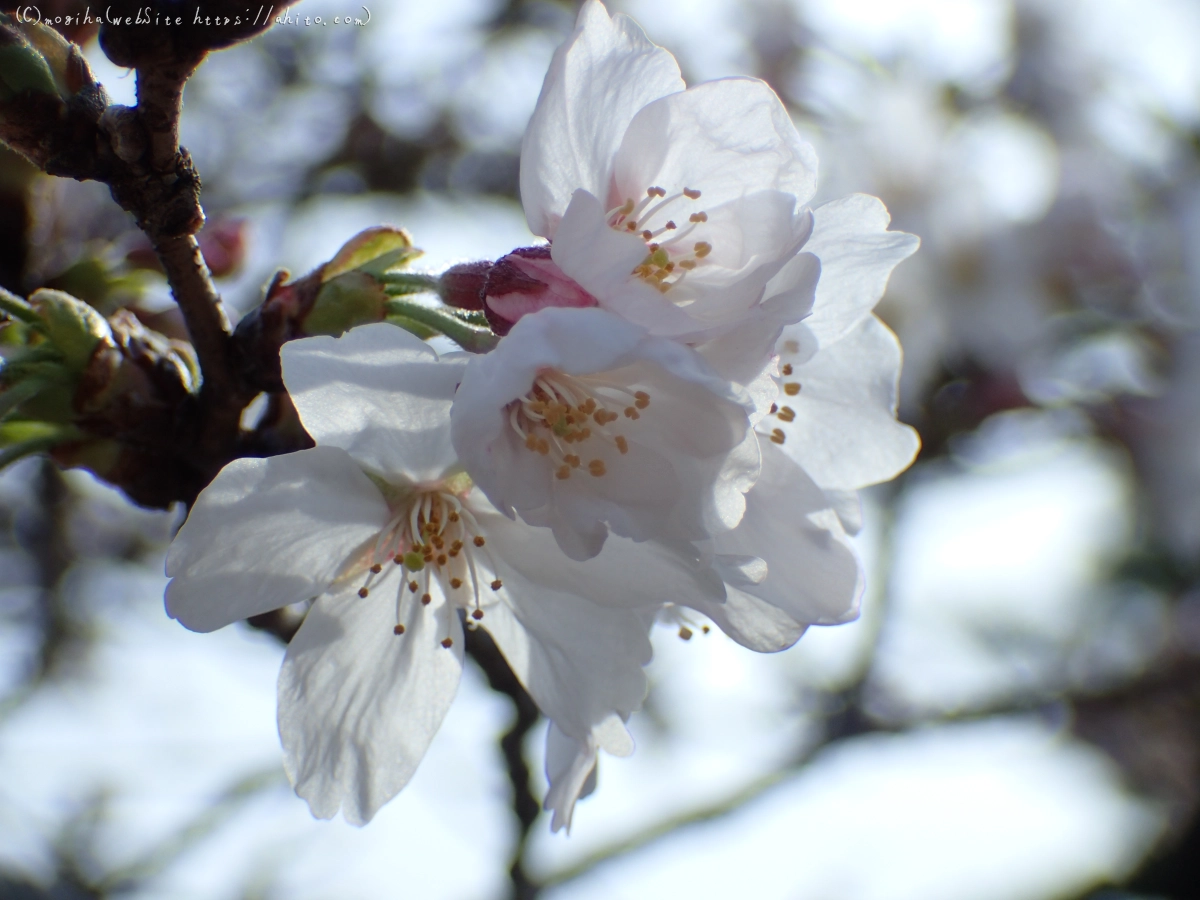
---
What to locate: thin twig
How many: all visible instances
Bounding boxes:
[465,625,542,900]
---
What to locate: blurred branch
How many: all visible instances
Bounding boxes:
[465,625,542,900]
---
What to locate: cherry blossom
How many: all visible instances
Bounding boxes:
[477,0,818,343]
[450,306,760,561]
[165,323,718,829]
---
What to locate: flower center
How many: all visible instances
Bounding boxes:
[606,186,713,294]
[507,370,650,480]
[352,487,501,646]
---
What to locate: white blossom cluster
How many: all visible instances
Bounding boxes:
[164,0,918,832]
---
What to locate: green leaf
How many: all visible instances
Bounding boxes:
[29,288,112,372]
[0,25,59,98]
[0,377,46,420]
[302,271,389,337]
[0,287,42,326]
[321,227,422,283]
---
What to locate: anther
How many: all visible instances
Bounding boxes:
[393,555,404,565]
[694,242,712,258]
[474,536,486,547]
[702,625,711,634]
[471,609,484,620]
[648,186,666,197]
[770,428,786,445]
[588,460,607,477]
[689,212,708,223]
[665,221,677,230]
[615,436,629,454]
[784,382,801,396]
[448,511,459,522]
[679,626,694,640]
[683,187,701,199]
[556,464,571,480]
[565,454,581,468]
[642,230,653,240]
[491,579,503,590]
[393,624,406,635]
[781,363,794,376]
[450,578,463,589]
[409,581,419,592]
[634,390,650,409]
[777,406,796,422]
[783,340,800,353]
[437,554,448,566]
[441,637,454,648]
[421,593,432,605]
[769,403,778,414]
[358,587,369,598]
[370,563,382,574]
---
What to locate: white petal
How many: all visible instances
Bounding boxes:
[281,322,466,482]
[775,315,920,490]
[686,589,808,653]
[787,194,919,347]
[613,77,818,214]
[476,495,724,610]
[706,441,863,628]
[520,0,684,238]
[278,579,464,826]
[481,573,650,746]
[165,447,389,633]
[697,250,820,390]
[551,190,698,338]
[544,723,599,833]
[452,307,754,557]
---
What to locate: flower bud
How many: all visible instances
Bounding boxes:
[437,261,490,311]
[480,245,597,336]
[28,288,112,373]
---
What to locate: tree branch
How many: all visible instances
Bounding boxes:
[464,625,543,900]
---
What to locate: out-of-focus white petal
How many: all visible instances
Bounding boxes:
[165,447,389,633]
[281,323,466,483]
[544,723,599,833]
[278,580,464,826]
[612,77,818,214]
[687,589,808,653]
[774,315,921,491]
[704,441,864,631]
[787,194,919,347]
[452,307,754,557]
[520,0,684,238]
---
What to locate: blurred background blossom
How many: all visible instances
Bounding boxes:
[1,0,1199,896]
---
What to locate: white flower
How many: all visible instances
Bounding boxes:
[165,323,718,829]
[482,0,818,342]
[758,195,922,519]
[450,306,760,560]
[671,197,920,649]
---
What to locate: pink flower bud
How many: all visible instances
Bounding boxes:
[482,245,597,336]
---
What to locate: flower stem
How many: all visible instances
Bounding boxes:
[379,272,442,295]
[384,298,500,353]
